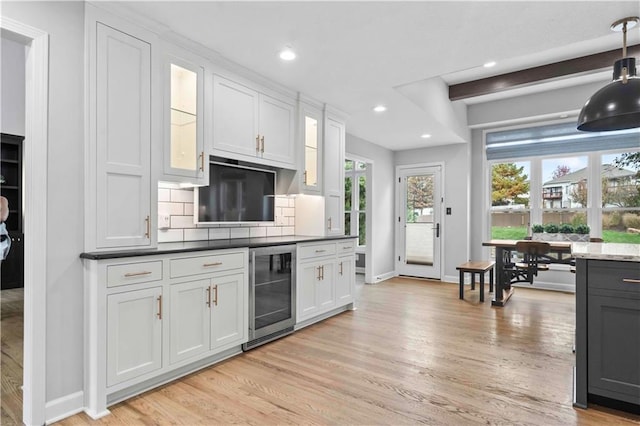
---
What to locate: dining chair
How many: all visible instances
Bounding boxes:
[504,240,551,285]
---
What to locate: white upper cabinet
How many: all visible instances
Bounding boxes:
[324,113,346,236]
[162,49,207,184]
[299,101,323,195]
[91,19,155,250]
[212,74,296,168]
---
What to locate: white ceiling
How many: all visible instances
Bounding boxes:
[122,1,640,151]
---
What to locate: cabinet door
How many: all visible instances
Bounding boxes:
[163,53,206,183]
[298,261,322,320]
[317,261,335,311]
[107,287,162,386]
[324,116,345,235]
[169,279,210,364]
[300,103,323,194]
[335,255,355,305]
[259,94,295,166]
[96,23,151,248]
[588,293,640,404]
[212,75,259,159]
[211,273,247,350]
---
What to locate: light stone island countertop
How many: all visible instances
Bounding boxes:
[572,242,640,262]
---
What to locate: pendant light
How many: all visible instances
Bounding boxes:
[577,16,640,132]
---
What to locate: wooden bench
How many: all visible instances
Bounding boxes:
[456,261,495,302]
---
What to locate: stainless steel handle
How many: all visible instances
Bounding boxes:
[315,249,326,253]
[145,215,150,238]
[203,262,223,267]
[213,284,218,306]
[303,170,308,184]
[156,295,163,320]
[328,217,332,230]
[206,286,211,307]
[435,223,440,238]
[256,135,260,152]
[320,265,324,280]
[199,151,205,172]
[339,262,343,276]
[260,136,265,153]
[317,266,322,281]
[622,278,640,284]
[343,246,351,250]
[124,271,152,278]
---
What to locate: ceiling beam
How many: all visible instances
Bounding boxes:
[449,44,640,101]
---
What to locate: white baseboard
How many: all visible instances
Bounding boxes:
[443,274,459,284]
[45,391,84,424]
[370,270,395,284]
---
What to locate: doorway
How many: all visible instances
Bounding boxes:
[396,165,442,279]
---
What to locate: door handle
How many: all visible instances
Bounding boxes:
[436,223,440,238]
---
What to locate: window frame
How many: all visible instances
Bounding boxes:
[345,159,367,247]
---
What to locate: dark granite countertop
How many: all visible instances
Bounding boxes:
[80,235,357,260]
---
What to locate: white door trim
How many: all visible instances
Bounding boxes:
[0,16,49,426]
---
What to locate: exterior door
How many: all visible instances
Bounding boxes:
[397,166,442,279]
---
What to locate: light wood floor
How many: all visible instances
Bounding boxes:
[4,279,640,425]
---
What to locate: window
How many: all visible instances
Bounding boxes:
[486,121,640,244]
[345,159,366,246]
[490,161,530,240]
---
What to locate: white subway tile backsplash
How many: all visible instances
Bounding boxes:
[158,188,171,202]
[288,217,296,227]
[170,188,193,203]
[230,227,250,239]
[266,227,282,237]
[282,207,295,217]
[171,215,196,229]
[288,198,295,208]
[184,228,209,241]
[249,227,267,238]
[184,203,194,216]
[158,202,183,216]
[158,229,183,242]
[209,228,230,240]
[275,215,287,226]
[282,226,295,236]
[275,197,289,208]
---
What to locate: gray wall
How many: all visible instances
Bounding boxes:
[1,36,25,135]
[345,133,396,280]
[2,1,85,402]
[395,142,471,282]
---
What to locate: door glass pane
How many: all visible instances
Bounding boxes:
[358,212,366,246]
[344,176,352,210]
[358,175,366,210]
[304,116,318,187]
[170,64,197,171]
[345,212,351,236]
[405,174,434,266]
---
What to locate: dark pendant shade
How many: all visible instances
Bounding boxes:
[577,57,640,132]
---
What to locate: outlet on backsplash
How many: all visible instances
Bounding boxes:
[157,183,296,243]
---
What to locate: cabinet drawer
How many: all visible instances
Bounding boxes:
[588,260,640,294]
[170,251,245,278]
[107,260,163,288]
[298,242,336,260]
[336,239,356,254]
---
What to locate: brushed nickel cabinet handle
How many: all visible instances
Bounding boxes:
[320,265,324,281]
[622,278,640,284]
[203,262,223,267]
[339,262,343,276]
[256,135,260,152]
[157,295,163,320]
[303,170,308,185]
[144,215,150,238]
[206,286,211,307]
[199,151,205,172]
[328,217,332,230]
[124,271,152,278]
[315,249,326,253]
[213,284,218,306]
[260,136,265,153]
[317,266,322,281]
[343,246,351,250]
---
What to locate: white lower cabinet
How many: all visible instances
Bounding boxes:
[107,286,163,386]
[84,248,247,418]
[296,239,356,325]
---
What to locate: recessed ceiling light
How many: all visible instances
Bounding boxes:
[373,105,387,112]
[279,46,296,61]
[483,61,496,68]
[421,133,432,139]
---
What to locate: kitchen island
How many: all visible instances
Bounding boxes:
[573,242,640,413]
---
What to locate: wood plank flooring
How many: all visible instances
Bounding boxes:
[4,278,640,425]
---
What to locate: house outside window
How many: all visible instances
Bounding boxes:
[344,159,366,246]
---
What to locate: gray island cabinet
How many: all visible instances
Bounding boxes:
[573,242,640,412]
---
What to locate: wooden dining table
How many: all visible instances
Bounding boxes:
[482,239,573,306]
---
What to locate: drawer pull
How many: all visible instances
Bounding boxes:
[157,295,163,320]
[203,262,223,267]
[206,286,211,307]
[343,246,351,250]
[124,271,152,278]
[622,278,640,284]
[315,249,326,253]
[213,285,218,306]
